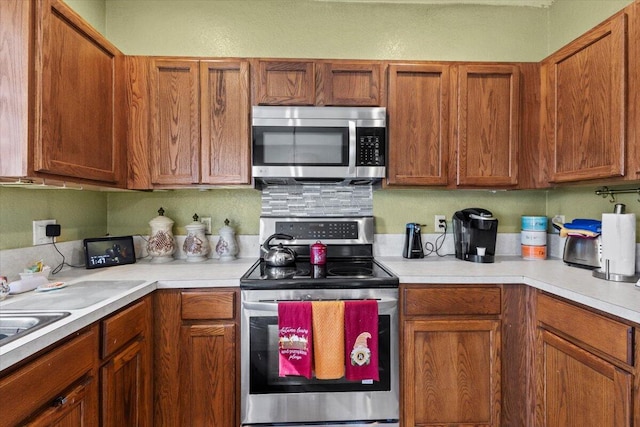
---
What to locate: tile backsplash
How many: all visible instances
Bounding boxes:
[261,185,373,217]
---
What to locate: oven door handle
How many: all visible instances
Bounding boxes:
[242,298,398,312]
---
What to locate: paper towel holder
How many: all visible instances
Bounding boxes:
[593,259,639,283]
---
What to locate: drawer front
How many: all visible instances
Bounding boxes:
[0,326,98,426]
[102,298,149,358]
[181,290,236,320]
[403,286,502,316]
[537,293,633,365]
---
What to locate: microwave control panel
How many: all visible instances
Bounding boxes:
[356,127,386,166]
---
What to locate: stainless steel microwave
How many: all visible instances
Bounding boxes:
[252,106,386,185]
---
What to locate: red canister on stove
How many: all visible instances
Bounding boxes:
[310,241,327,265]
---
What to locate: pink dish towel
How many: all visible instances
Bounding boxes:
[278,301,313,379]
[344,300,379,381]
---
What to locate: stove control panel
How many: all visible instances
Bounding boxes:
[276,221,359,240]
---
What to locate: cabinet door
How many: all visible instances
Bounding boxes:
[26,377,98,427]
[0,327,99,427]
[34,0,125,184]
[536,330,632,427]
[101,339,150,427]
[149,59,200,185]
[200,60,251,184]
[180,324,236,427]
[255,60,315,105]
[403,319,501,426]
[387,63,450,186]
[101,297,153,427]
[319,62,382,106]
[542,13,627,183]
[455,64,520,187]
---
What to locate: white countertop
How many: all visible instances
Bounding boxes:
[1,255,639,372]
[378,255,640,324]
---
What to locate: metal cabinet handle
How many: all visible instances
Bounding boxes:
[52,396,68,407]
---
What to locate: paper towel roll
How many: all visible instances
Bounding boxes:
[601,213,636,276]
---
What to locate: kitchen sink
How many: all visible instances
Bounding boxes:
[0,311,70,346]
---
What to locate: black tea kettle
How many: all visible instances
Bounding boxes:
[403,223,424,259]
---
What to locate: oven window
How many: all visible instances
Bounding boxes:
[249,315,391,394]
[253,126,349,166]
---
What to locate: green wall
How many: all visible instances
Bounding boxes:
[64,0,106,34]
[548,0,633,52]
[105,0,548,61]
[1,0,637,251]
[0,187,107,249]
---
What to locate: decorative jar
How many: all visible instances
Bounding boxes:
[147,207,176,263]
[183,214,209,262]
[215,219,239,261]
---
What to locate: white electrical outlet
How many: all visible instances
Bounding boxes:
[435,215,446,232]
[201,217,212,235]
[33,219,56,246]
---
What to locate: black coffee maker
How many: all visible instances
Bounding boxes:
[453,208,498,263]
[403,223,424,259]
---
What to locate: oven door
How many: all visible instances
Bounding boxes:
[241,288,399,426]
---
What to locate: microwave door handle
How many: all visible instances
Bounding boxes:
[348,120,357,176]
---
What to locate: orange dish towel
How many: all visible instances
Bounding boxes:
[311,301,345,379]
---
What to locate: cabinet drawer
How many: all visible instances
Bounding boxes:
[102,298,148,358]
[403,286,501,316]
[181,290,236,320]
[537,293,633,365]
[0,326,98,426]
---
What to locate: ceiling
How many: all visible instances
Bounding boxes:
[312,0,556,7]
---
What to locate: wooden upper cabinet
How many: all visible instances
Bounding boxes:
[128,57,251,188]
[387,63,450,185]
[33,0,125,185]
[254,59,383,106]
[455,64,520,187]
[542,12,627,183]
[149,59,201,185]
[200,60,251,184]
[255,59,316,105]
[318,61,382,106]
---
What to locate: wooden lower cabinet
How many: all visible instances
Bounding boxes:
[180,324,236,426]
[0,297,153,427]
[100,297,153,427]
[154,289,238,427]
[0,327,100,427]
[26,377,97,427]
[404,319,501,426]
[401,285,503,427]
[535,292,636,427]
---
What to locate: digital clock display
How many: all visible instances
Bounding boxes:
[83,236,136,269]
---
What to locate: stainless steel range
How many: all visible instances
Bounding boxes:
[240,217,399,427]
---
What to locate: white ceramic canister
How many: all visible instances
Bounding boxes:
[521,215,548,231]
[183,214,209,262]
[521,244,547,260]
[147,207,176,263]
[520,230,547,246]
[215,218,239,261]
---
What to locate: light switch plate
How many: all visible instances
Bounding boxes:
[201,217,212,235]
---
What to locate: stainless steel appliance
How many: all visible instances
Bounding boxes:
[563,235,602,269]
[453,208,498,263]
[251,106,386,186]
[240,217,399,426]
